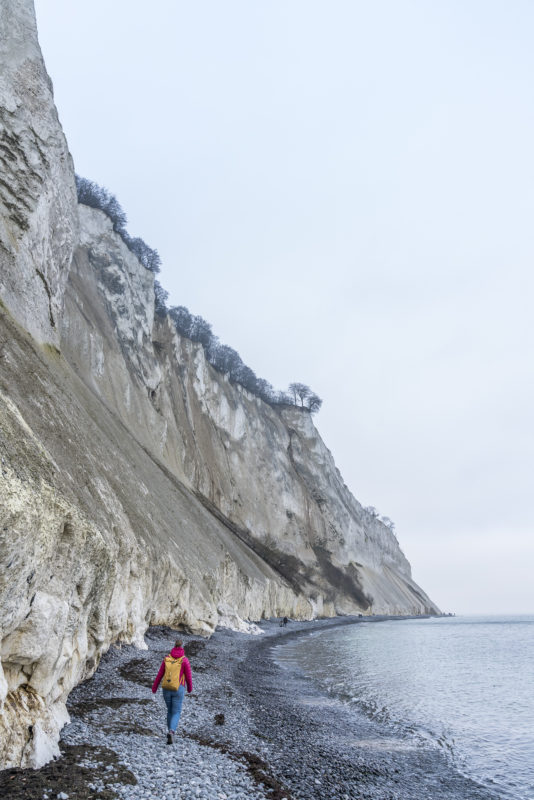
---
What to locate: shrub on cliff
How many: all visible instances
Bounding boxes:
[124,236,162,274]
[75,175,127,236]
[307,393,323,413]
[168,305,193,337]
[76,175,322,414]
[167,304,322,412]
[75,175,161,274]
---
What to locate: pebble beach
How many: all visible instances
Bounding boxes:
[0,617,499,800]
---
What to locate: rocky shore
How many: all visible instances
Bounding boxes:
[0,617,498,800]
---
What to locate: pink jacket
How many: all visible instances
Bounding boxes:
[152,647,193,693]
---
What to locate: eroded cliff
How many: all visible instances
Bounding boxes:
[0,0,77,347]
[0,0,437,770]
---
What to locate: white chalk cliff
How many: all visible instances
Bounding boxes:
[0,0,438,770]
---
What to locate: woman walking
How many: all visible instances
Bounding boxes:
[152,639,193,744]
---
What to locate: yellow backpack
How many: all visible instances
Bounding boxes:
[162,655,184,691]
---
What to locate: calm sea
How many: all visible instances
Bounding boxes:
[275,616,534,800]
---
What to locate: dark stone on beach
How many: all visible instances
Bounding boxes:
[118,657,155,686]
[0,744,136,800]
[67,697,152,718]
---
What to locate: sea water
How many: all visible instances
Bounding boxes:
[275,616,534,800]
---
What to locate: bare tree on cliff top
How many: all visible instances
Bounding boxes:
[306,393,323,414]
[288,382,311,407]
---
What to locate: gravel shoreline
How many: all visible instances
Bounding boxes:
[0,616,499,800]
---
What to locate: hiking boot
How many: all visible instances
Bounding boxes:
[166,732,173,745]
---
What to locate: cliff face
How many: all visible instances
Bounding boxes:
[0,0,77,346]
[0,0,438,770]
[63,204,432,621]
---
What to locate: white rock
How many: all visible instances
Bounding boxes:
[0,0,77,346]
[216,604,264,635]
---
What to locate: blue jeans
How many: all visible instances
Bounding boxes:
[162,685,185,732]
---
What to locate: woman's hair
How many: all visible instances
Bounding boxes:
[174,639,183,648]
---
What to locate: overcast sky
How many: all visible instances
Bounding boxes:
[34,0,534,614]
